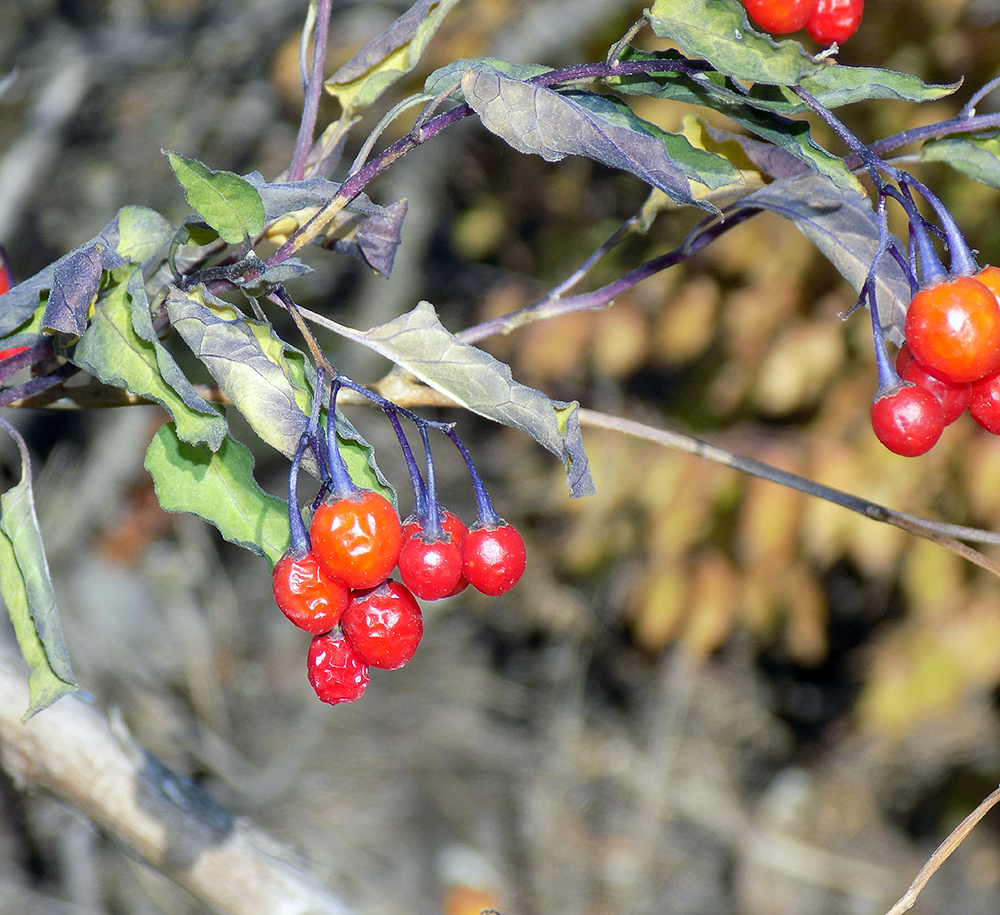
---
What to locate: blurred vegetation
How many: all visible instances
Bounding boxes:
[4,0,1000,913]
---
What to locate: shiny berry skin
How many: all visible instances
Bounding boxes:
[900,359,971,426]
[871,384,945,456]
[272,551,349,634]
[805,0,863,44]
[341,579,423,669]
[398,534,463,600]
[461,522,527,596]
[307,632,370,705]
[401,510,469,597]
[310,490,402,590]
[895,342,913,376]
[969,373,1000,434]
[904,277,1000,383]
[744,0,818,33]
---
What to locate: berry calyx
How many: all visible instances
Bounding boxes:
[904,276,1000,383]
[341,579,423,669]
[307,632,370,705]
[870,383,945,456]
[310,490,403,590]
[805,0,863,45]
[398,533,463,600]
[460,522,527,596]
[969,373,1000,434]
[744,0,818,33]
[272,551,349,634]
[900,358,971,426]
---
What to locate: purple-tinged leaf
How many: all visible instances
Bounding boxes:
[703,123,808,180]
[325,0,463,112]
[0,206,173,338]
[41,245,102,336]
[329,198,409,277]
[461,66,705,208]
[736,174,911,339]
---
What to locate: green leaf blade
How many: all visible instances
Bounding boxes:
[165,151,265,244]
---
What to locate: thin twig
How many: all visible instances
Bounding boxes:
[883,785,1000,915]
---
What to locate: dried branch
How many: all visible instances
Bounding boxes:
[0,644,357,915]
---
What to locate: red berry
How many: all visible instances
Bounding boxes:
[975,265,1000,301]
[0,346,28,360]
[0,250,11,296]
[310,490,402,590]
[461,522,527,596]
[870,383,945,456]
[744,0,818,33]
[895,342,913,376]
[805,0,863,44]
[904,276,1000,383]
[900,358,971,426]
[341,579,423,669]
[969,373,1000,434]
[401,509,469,598]
[307,632,370,705]
[272,551,349,634]
[398,534,463,600]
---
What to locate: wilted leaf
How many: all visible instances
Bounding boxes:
[736,173,911,339]
[325,0,463,112]
[329,197,409,276]
[920,134,1000,188]
[165,151,265,245]
[326,301,595,496]
[460,65,708,208]
[71,269,227,449]
[646,0,820,86]
[145,424,289,566]
[0,421,76,717]
[41,244,103,336]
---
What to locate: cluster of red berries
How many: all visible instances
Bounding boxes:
[743,0,863,45]
[270,385,527,706]
[871,267,1000,456]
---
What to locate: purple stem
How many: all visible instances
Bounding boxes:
[386,407,428,519]
[418,424,444,540]
[324,378,359,498]
[0,339,55,386]
[286,433,311,558]
[288,0,334,182]
[445,426,500,527]
[0,363,77,407]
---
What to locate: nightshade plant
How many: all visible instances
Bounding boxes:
[8,0,1000,722]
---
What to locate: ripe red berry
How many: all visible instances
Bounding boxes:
[310,490,402,590]
[0,250,11,296]
[895,342,913,376]
[341,579,423,669]
[401,509,469,598]
[271,551,349,634]
[307,632,370,705]
[870,383,945,456]
[744,0,818,33]
[398,534,463,600]
[461,522,527,596]
[900,358,971,426]
[805,0,863,45]
[969,373,1000,434]
[904,276,1000,383]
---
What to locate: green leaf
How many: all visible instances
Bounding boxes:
[70,268,227,449]
[325,0,463,113]
[165,151,265,245]
[920,134,1000,188]
[145,424,290,567]
[320,301,595,497]
[645,0,820,86]
[794,65,958,111]
[0,421,76,718]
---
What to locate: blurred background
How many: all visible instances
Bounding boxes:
[3,0,1000,913]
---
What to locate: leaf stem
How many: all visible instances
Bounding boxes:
[288,0,333,182]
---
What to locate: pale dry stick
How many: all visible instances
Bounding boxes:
[577,408,1000,574]
[0,644,357,915]
[883,785,1000,915]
